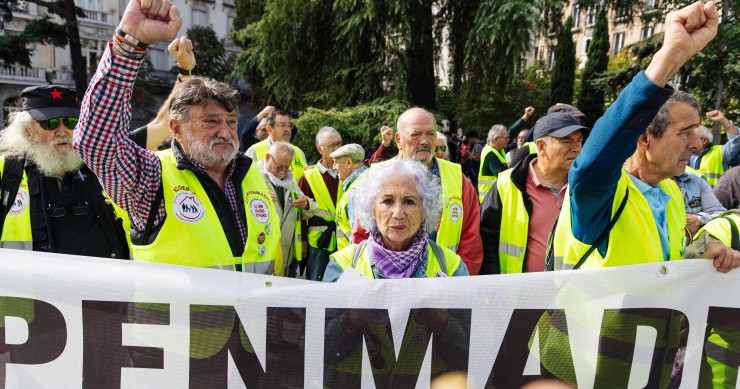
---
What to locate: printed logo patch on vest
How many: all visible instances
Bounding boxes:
[449,203,462,223]
[9,189,29,216]
[250,198,270,224]
[172,192,205,223]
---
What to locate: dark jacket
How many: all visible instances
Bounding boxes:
[479,153,537,274]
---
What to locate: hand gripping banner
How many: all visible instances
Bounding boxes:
[0,248,738,388]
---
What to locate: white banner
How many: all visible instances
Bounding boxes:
[0,248,738,388]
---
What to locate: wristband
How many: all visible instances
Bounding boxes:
[112,40,145,60]
[177,66,193,76]
[115,28,148,49]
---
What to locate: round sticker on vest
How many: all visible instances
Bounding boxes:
[258,232,266,244]
[9,189,29,216]
[449,203,462,223]
[250,198,270,224]
[172,192,205,223]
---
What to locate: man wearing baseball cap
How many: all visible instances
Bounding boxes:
[330,143,367,250]
[479,112,586,274]
[0,85,129,258]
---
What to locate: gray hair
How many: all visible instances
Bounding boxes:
[436,131,450,160]
[354,159,442,232]
[648,90,700,139]
[487,124,508,143]
[267,141,295,158]
[315,126,341,146]
[257,117,269,130]
[169,77,240,123]
[0,110,35,157]
[696,125,713,144]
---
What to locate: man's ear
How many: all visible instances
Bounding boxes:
[394,131,401,147]
[638,132,650,149]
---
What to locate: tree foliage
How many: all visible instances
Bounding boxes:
[578,8,609,127]
[292,99,407,162]
[550,16,575,106]
[180,25,232,81]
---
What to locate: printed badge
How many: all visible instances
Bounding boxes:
[9,189,29,216]
[449,203,462,223]
[172,192,205,223]
[250,198,270,224]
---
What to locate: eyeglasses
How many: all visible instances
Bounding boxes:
[322,141,342,149]
[47,202,89,218]
[38,117,78,131]
[435,145,447,152]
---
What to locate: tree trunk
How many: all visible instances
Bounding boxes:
[405,0,436,110]
[64,0,88,98]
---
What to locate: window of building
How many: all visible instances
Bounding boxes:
[148,48,167,70]
[547,47,555,70]
[613,32,625,54]
[645,0,659,10]
[616,5,629,19]
[572,4,580,28]
[586,5,598,25]
[642,25,655,39]
[584,37,592,54]
[192,9,208,26]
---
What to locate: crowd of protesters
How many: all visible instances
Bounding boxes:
[1,0,739,387]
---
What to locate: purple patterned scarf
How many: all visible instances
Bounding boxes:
[369,226,428,278]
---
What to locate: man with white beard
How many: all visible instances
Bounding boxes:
[0,85,129,258]
[259,141,315,277]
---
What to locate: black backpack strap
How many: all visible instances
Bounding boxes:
[573,187,630,270]
[140,182,165,245]
[0,157,26,233]
[545,213,561,272]
[721,215,740,252]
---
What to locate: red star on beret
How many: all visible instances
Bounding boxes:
[50,88,63,99]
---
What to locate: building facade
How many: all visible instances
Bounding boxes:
[0,0,241,124]
[526,0,663,70]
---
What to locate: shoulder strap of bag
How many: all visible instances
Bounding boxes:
[351,240,369,268]
[0,157,25,232]
[573,187,630,270]
[721,215,740,251]
[428,240,448,275]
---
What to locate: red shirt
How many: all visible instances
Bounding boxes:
[524,158,567,272]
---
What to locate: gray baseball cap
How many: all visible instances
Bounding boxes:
[330,143,365,161]
[533,113,589,140]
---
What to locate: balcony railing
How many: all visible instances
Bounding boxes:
[0,65,46,83]
[81,9,113,25]
[50,69,76,86]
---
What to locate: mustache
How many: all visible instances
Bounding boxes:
[415,144,431,152]
[51,136,73,145]
[209,137,237,149]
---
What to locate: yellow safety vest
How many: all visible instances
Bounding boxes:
[131,149,281,274]
[252,139,307,182]
[0,156,32,250]
[553,169,685,270]
[494,169,529,274]
[696,144,724,187]
[436,159,465,253]
[304,168,343,251]
[478,144,506,203]
[329,240,462,279]
[692,212,740,388]
[335,174,364,251]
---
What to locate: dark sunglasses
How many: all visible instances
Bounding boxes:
[435,145,447,152]
[47,202,89,218]
[38,117,78,131]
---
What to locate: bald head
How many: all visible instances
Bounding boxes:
[395,108,437,165]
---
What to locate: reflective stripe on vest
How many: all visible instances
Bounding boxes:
[253,140,307,182]
[0,157,32,250]
[495,169,529,274]
[693,213,740,387]
[554,169,685,270]
[131,149,281,273]
[696,145,724,187]
[524,142,537,154]
[304,168,343,251]
[436,159,464,254]
[330,241,462,278]
[478,144,506,203]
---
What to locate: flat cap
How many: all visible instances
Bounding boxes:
[330,143,365,161]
